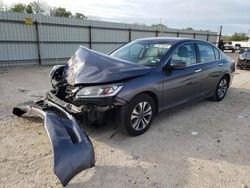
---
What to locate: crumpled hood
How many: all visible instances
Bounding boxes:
[65,46,151,85]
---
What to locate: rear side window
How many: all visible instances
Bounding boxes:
[213,47,220,60]
[197,43,216,63]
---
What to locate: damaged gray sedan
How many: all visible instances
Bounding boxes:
[13,38,235,185]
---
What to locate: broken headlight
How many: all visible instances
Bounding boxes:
[76,84,123,98]
[238,54,244,60]
[49,65,65,80]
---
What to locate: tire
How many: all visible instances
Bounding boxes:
[121,94,156,136]
[210,76,229,102]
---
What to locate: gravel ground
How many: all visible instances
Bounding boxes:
[0,53,250,188]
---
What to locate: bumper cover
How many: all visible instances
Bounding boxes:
[237,60,250,69]
[13,99,95,186]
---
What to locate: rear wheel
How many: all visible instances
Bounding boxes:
[122,94,156,136]
[210,76,229,101]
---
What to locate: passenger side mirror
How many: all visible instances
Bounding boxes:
[170,60,187,70]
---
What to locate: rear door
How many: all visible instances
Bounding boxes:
[163,42,202,109]
[196,43,224,96]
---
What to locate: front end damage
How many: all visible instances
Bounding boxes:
[13,46,149,185]
[13,98,95,186]
[13,85,126,185]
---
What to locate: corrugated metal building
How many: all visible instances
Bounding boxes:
[0,12,219,66]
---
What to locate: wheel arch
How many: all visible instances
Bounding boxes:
[134,91,159,115]
[223,73,230,83]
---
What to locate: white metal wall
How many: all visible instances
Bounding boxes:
[0,12,219,66]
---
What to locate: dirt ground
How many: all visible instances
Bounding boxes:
[0,53,250,188]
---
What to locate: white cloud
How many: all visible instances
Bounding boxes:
[3,0,250,34]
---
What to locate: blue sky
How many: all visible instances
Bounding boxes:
[2,0,250,35]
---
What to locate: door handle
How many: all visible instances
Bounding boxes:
[218,63,224,66]
[194,69,202,73]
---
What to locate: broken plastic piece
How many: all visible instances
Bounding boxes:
[13,100,95,186]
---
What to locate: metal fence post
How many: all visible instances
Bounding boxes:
[217,25,223,46]
[89,26,92,49]
[0,12,221,67]
[193,33,196,39]
[206,34,209,41]
[156,30,159,37]
[128,28,132,42]
[35,21,41,65]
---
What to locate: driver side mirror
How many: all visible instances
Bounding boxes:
[170,60,187,70]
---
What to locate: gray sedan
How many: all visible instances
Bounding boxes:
[13,37,235,185]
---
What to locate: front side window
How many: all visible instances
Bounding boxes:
[170,43,197,66]
[110,41,172,67]
[197,43,216,63]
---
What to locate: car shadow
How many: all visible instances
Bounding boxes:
[67,86,250,187]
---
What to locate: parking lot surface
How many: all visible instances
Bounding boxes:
[0,53,250,188]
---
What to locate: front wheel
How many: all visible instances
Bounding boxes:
[210,76,229,101]
[121,94,156,136]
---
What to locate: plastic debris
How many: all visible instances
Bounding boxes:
[191,131,198,135]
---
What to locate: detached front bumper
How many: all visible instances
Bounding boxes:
[13,98,95,186]
[237,59,250,69]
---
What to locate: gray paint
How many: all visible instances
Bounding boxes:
[114,39,234,111]
[65,46,151,85]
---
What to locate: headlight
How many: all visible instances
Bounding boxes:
[76,84,123,98]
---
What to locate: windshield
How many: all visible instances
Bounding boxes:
[110,41,172,67]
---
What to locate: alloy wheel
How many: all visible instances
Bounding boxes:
[130,102,152,131]
[217,78,228,99]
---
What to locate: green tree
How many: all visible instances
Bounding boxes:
[184,27,193,31]
[8,1,48,14]
[151,23,167,32]
[230,33,249,41]
[50,7,72,17]
[222,35,231,42]
[9,3,26,13]
[29,1,46,14]
[74,12,87,19]
[25,5,34,14]
[223,33,249,41]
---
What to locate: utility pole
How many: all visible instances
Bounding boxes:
[217,25,223,47]
[159,18,162,32]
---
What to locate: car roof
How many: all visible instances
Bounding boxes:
[134,37,210,44]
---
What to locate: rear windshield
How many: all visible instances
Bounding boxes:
[110,41,172,67]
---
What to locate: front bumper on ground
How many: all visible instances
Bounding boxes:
[237,60,250,69]
[13,98,95,186]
